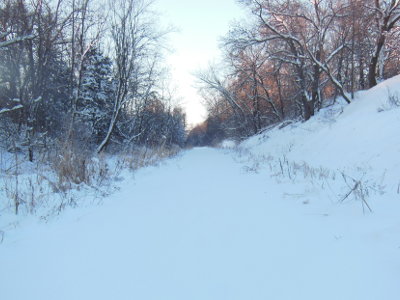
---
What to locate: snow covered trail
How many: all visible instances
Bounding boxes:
[1,147,399,300]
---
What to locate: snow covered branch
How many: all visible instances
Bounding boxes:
[0,34,36,48]
[0,105,24,115]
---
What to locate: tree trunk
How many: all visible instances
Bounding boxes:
[97,114,117,153]
[368,34,386,88]
[312,50,321,109]
[303,96,314,121]
[359,56,365,90]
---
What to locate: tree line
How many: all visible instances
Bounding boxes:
[0,0,186,161]
[188,0,400,146]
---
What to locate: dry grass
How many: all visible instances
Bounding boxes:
[0,142,182,216]
[118,145,181,171]
[236,146,386,213]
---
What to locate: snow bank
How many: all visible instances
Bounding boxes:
[241,75,400,190]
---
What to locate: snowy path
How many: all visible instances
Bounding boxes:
[1,148,399,300]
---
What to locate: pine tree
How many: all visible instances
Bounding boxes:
[77,48,115,143]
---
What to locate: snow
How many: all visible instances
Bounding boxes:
[0,104,23,114]
[242,75,400,191]
[219,139,237,148]
[1,76,400,299]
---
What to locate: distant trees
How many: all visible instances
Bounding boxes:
[197,0,400,142]
[186,116,227,147]
[0,0,185,160]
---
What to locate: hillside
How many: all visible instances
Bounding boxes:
[242,75,400,193]
[1,76,400,300]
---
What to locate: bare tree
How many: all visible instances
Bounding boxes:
[226,42,284,132]
[0,0,67,160]
[97,0,166,153]
[367,0,400,87]
[198,66,250,129]
[0,0,36,48]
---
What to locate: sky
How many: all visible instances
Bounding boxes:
[155,0,246,127]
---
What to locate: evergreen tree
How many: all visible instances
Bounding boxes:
[77,48,115,143]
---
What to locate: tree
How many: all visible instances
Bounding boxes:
[367,0,400,87]
[97,0,167,153]
[0,0,67,160]
[197,0,400,139]
[243,0,351,117]
[0,0,35,48]
[77,47,115,143]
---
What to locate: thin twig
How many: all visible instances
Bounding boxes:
[340,180,360,202]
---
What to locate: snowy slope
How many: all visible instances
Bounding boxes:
[1,77,400,300]
[242,75,400,191]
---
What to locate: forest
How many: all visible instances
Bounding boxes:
[187,0,400,146]
[2,0,400,151]
[0,0,186,159]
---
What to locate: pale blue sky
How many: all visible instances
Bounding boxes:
[155,0,245,126]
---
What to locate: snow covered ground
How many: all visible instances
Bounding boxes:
[1,77,400,299]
